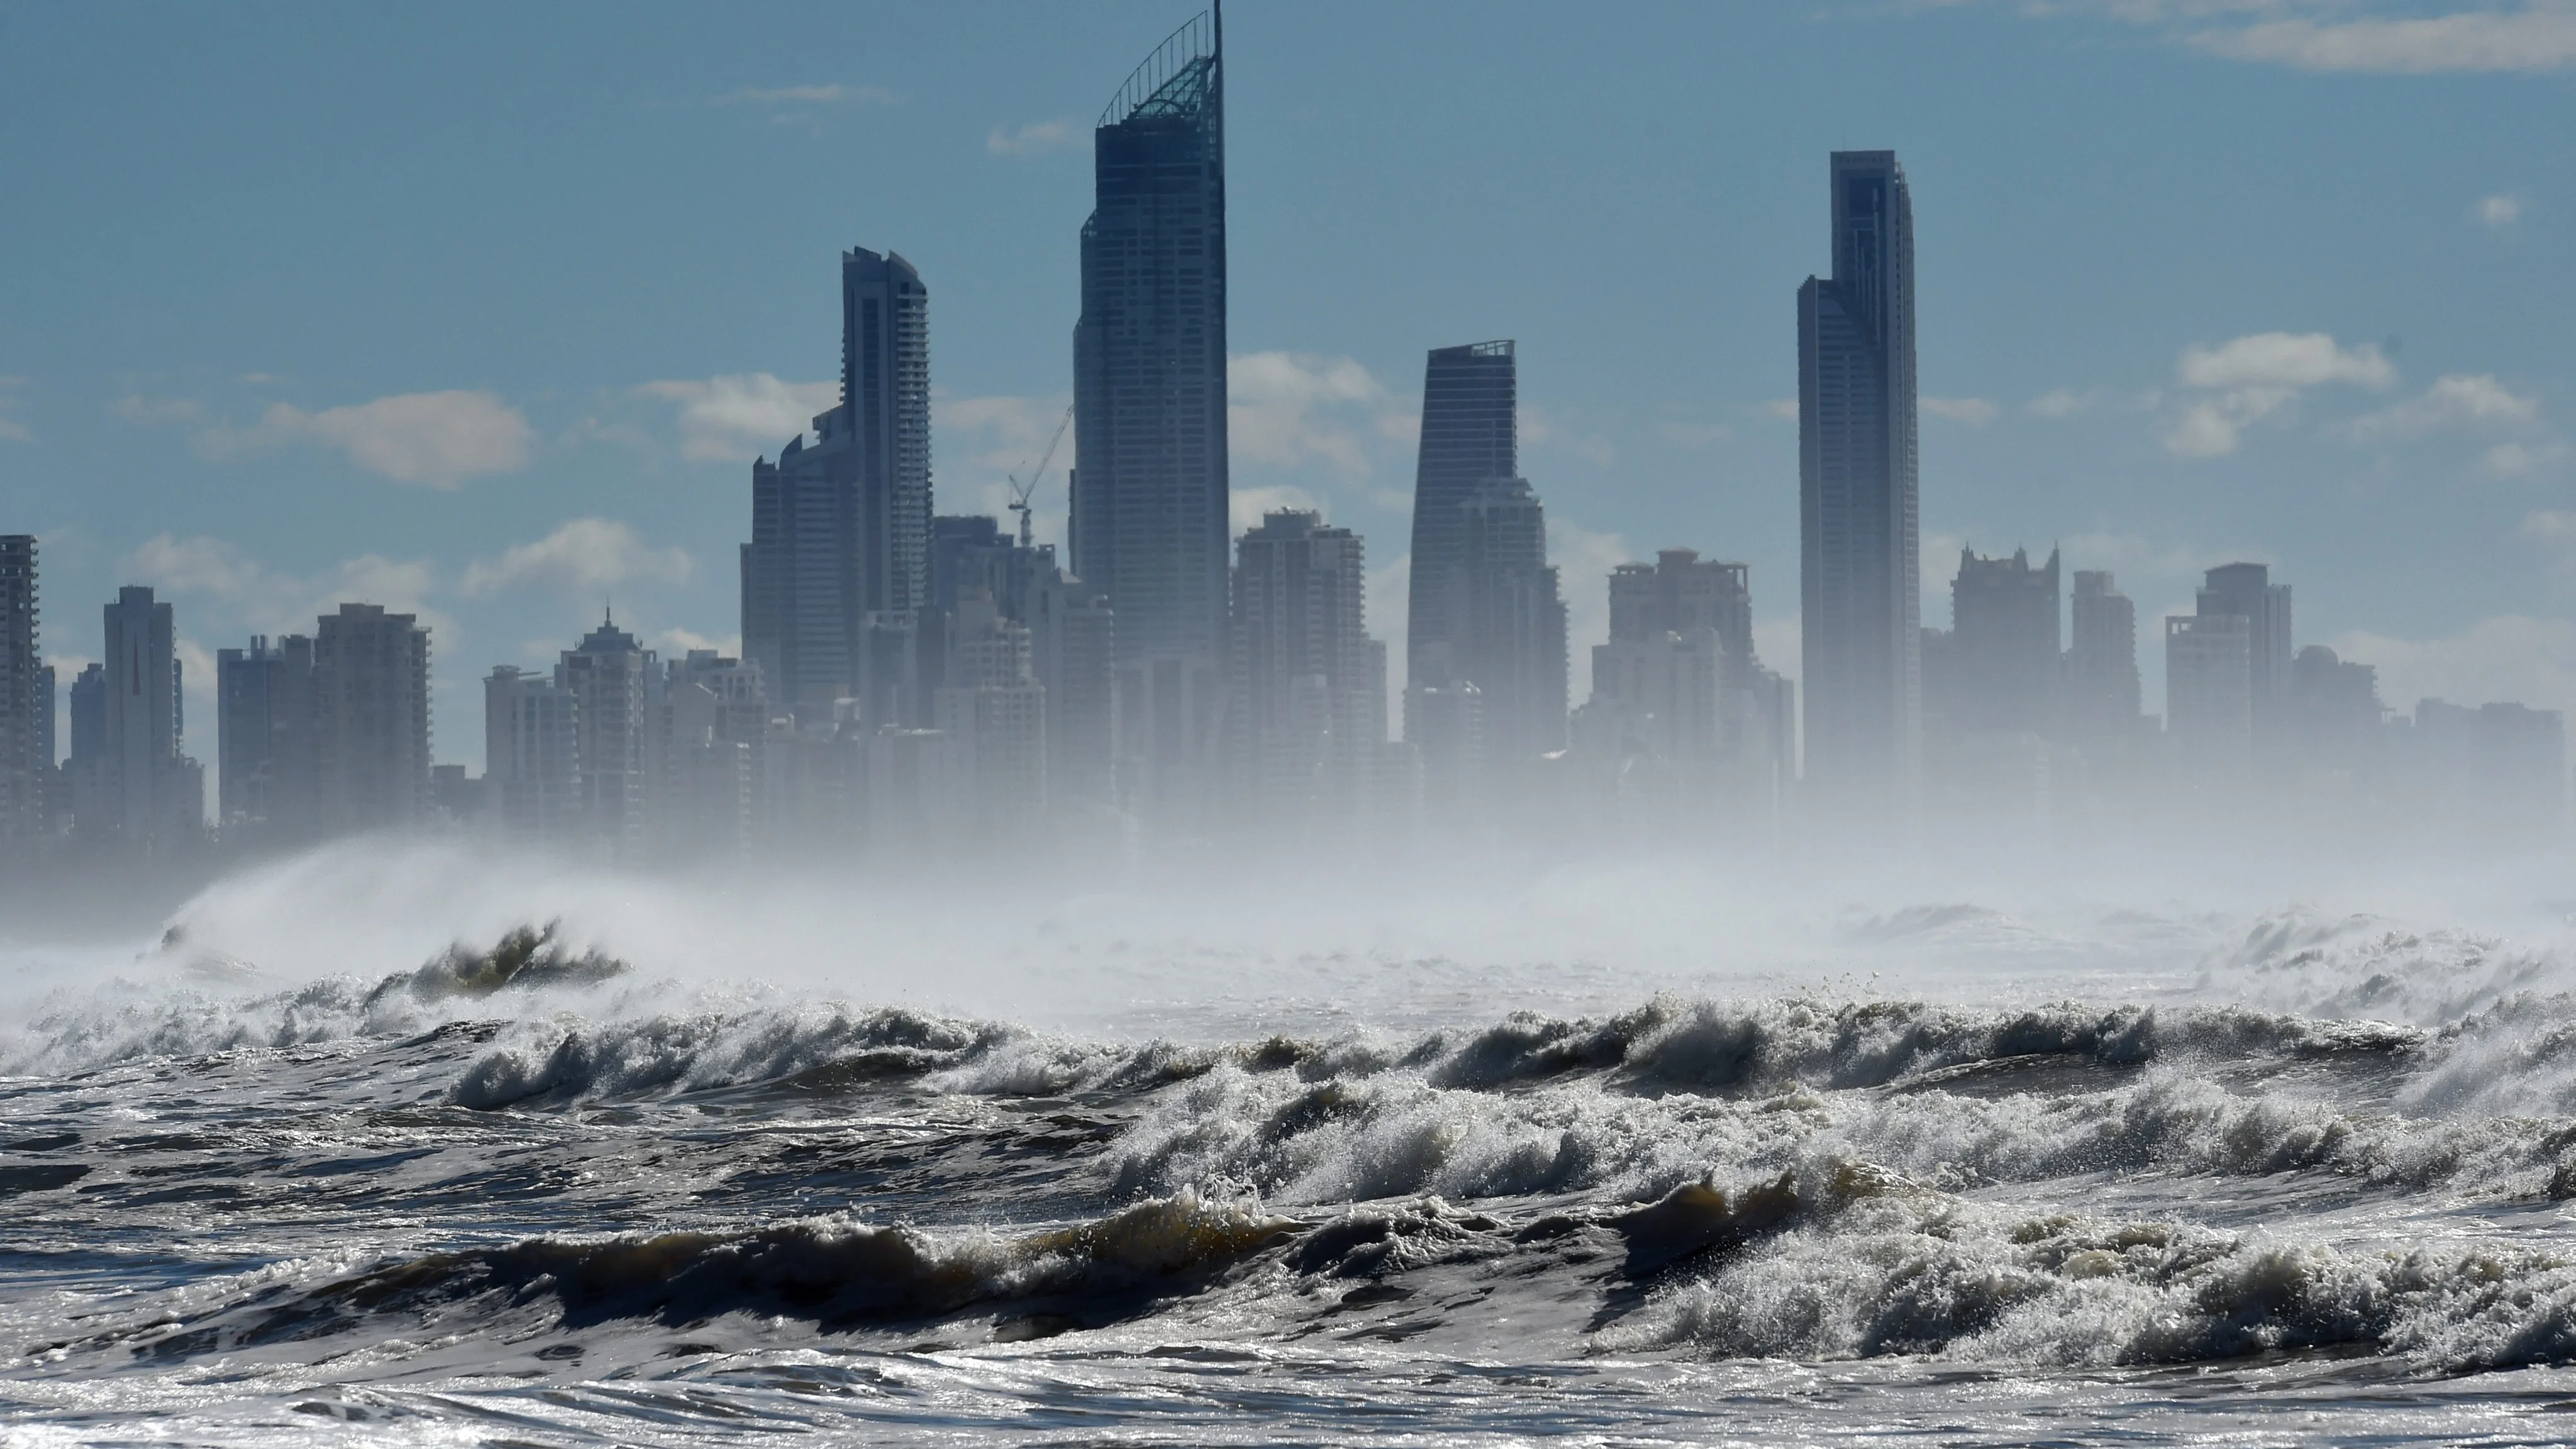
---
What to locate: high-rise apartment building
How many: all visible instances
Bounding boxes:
[1799,150,1920,803]
[0,536,42,847]
[1073,11,1228,819]
[1230,509,1387,829]
[933,589,1048,843]
[1938,546,2059,740]
[2197,562,2292,747]
[659,650,766,859]
[843,247,932,620]
[485,666,578,843]
[93,586,201,850]
[743,248,930,716]
[1406,341,1516,690]
[2066,570,2141,745]
[215,635,316,835]
[558,613,655,853]
[312,603,431,833]
[1454,477,1568,772]
[2166,612,2253,773]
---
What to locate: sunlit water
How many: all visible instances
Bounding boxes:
[10,840,2576,1445]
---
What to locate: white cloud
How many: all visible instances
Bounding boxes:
[2027,389,2091,418]
[987,119,1077,157]
[2480,192,2525,226]
[637,374,840,461]
[127,533,445,639]
[716,84,900,108]
[2488,441,2570,476]
[205,391,533,487]
[113,394,208,428]
[1922,396,1999,426]
[2177,332,2394,391]
[2189,4,2576,74]
[1658,420,1736,450]
[655,628,742,658]
[1763,399,1800,423]
[2345,373,2541,441]
[1229,352,1392,478]
[2333,616,2576,720]
[460,518,694,601]
[2164,331,2394,457]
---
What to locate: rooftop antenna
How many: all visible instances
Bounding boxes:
[1006,404,1075,550]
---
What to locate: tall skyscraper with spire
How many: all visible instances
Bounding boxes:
[1072,7,1228,819]
[1799,150,1920,806]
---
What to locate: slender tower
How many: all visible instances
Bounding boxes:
[1072,6,1229,818]
[1799,150,1919,806]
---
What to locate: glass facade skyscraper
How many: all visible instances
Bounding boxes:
[1072,9,1228,816]
[1799,150,1919,803]
[744,247,930,715]
[1405,340,1516,690]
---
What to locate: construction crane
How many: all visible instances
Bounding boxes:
[1006,404,1075,550]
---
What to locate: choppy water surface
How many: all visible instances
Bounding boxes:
[13,852,2576,1445]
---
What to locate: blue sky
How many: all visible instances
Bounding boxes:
[3,0,2572,775]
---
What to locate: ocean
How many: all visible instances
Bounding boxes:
[8,841,2576,1445]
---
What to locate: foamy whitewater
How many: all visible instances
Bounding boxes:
[12,841,2576,1445]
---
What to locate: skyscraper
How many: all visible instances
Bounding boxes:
[94,586,202,850]
[743,247,931,716]
[1943,546,2060,739]
[558,613,655,853]
[1406,341,1517,690]
[215,635,317,835]
[312,603,431,833]
[485,665,578,844]
[1799,150,1920,804]
[2066,570,2141,746]
[2165,612,2253,774]
[0,536,42,848]
[1072,9,1228,818]
[1454,477,1568,772]
[2197,562,2292,749]
[843,247,932,621]
[1230,509,1387,829]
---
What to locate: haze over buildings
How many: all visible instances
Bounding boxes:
[1,9,2568,884]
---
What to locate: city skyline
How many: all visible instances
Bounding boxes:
[4,2,2572,792]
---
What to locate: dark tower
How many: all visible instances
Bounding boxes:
[1072,7,1228,816]
[1799,150,1920,805]
[1406,340,1516,689]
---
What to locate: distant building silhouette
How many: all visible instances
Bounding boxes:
[2065,570,2141,747]
[743,247,930,717]
[485,665,578,843]
[657,649,765,859]
[1230,509,1389,835]
[1406,341,1516,692]
[91,587,201,850]
[932,589,1048,844]
[1581,549,1795,819]
[1799,150,1920,805]
[2197,562,2292,750]
[558,613,654,854]
[1448,477,1567,781]
[215,635,316,837]
[2291,644,2384,783]
[2165,612,2253,775]
[0,536,42,849]
[1952,546,2058,736]
[1073,10,1229,822]
[312,604,431,834]
[2411,698,2565,839]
